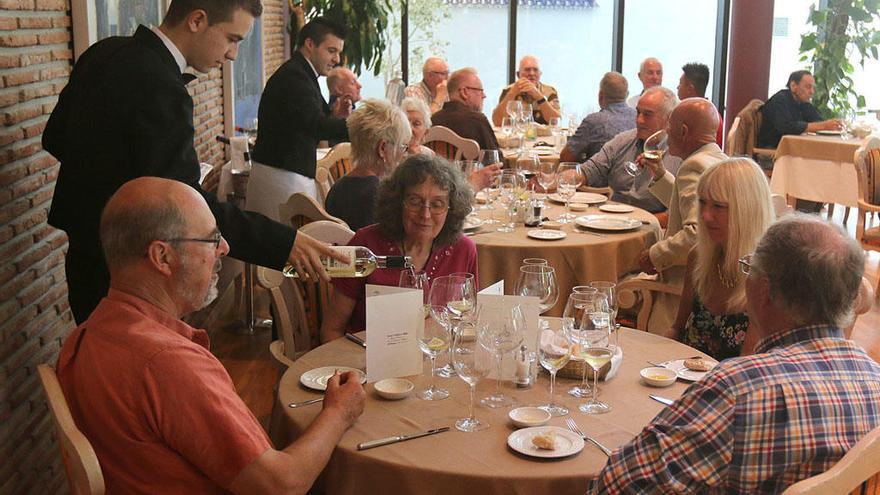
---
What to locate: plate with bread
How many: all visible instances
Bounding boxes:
[507,426,584,458]
[659,357,719,382]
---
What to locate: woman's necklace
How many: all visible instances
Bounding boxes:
[716,262,737,289]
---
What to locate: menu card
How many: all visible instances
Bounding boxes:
[365,284,423,382]
[475,294,540,379]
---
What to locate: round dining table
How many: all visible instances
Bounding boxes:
[468,198,661,316]
[270,327,710,495]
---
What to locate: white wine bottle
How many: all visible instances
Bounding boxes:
[281,246,411,278]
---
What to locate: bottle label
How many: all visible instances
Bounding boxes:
[325,246,357,276]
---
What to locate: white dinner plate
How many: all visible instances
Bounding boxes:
[548,192,607,205]
[463,217,484,231]
[816,129,843,136]
[300,366,366,391]
[575,215,642,231]
[659,359,719,382]
[530,146,557,156]
[507,426,584,459]
[527,229,567,240]
[599,203,635,213]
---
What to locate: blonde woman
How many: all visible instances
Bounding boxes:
[671,157,775,360]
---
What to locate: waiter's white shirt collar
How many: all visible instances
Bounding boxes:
[301,51,320,79]
[151,26,188,74]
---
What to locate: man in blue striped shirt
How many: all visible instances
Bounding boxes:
[589,214,880,494]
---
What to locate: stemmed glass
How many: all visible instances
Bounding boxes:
[399,269,429,315]
[556,162,582,223]
[537,324,572,416]
[522,258,548,266]
[478,149,503,214]
[515,151,540,193]
[536,160,557,198]
[515,264,559,315]
[548,117,562,151]
[506,100,524,122]
[420,304,451,401]
[496,171,522,233]
[577,305,615,414]
[452,329,491,431]
[589,281,618,347]
[623,129,668,176]
[478,305,525,408]
[430,275,476,378]
[566,291,608,398]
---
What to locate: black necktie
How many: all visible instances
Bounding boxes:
[181,72,198,85]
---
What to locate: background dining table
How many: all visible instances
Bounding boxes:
[270,326,711,495]
[468,198,661,316]
[769,133,863,207]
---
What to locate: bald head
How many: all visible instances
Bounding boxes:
[667,97,719,158]
[326,67,361,103]
[422,57,449,91]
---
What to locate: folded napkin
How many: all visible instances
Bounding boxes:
[229,136,250,172]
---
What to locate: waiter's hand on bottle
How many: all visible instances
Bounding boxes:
[288,231,349,281]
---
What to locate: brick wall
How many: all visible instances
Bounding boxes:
[0,2,289,493]
[263,0,286,79]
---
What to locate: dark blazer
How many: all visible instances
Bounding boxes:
[758,89,824,148]
[44,26,295,267]
[251,52,348,178]
[431,100,500,151]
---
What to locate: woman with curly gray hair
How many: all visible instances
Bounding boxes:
[321,154,478,342]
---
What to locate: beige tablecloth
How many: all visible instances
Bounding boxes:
[770,134,862,207]
[469,200,661,316]
[271,327,709,495]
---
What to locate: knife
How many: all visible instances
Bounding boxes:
[357,427,450,450]
[649,395,674,406]
[345,333,367,348]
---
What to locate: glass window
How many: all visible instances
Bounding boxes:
[408,0,509,119]
[621,0,719,102]
[353,3,402,105]
[233,18,263,131]
[95,0,163,39]
[516,0,613,121]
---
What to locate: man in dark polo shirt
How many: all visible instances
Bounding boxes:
[758,70,841,148]
[431,67,500,151]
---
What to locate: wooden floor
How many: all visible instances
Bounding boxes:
[206,207,880,427]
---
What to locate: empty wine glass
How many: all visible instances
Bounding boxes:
[577,306,615,414]
[429,275,474,379]
[548,117,562,150]
[556,162,582,223]
[452,329,491,431]
[566,292,608,398]
[478,149,501,168]
[589,281,618,347]
[536,160,557,197]
[483,173,502,224]
[515,150,540,192]
[537,324,572,416]
[459,160,478,177]
[496,172,522,233]
[515,265,559,315]
[522,258,548,266]
[478,305,525,408]
[420,305,451,401]
[399,269,429,315]
[506,100,524,121]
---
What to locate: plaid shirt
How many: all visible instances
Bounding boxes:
[587,324,880,494]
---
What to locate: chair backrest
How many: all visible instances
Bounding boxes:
[424,125,480,161]
[255,267,312,362]
[733,99,765,157]
[855,136,880,207]
[725,116,742,156]
[201,163,223,196]
[279,192,348,230]
[318,142,354,182]
[771,193,794,218]
[781,425,880,495]
[37,364,105,495]
[300,220,355,246]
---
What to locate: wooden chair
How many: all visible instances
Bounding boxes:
[279,192,347,230]
[424,125,480,161]
[201,163,223,197]
[37,364,105,495]
[729,100,777,176]
[781,425,880,495]
[771,193,794,218]
[315,142,352,205]
[616,276,683,332]
[854,136,880,294]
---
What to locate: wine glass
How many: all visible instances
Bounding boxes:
[536,160,557,197]
[537,324,572,416]
[478,149,503,213]
[555,162,582,223]
[548,117,562,151]
[428,276,464,380]
[566,292,608,398]
[577,305,615,414]
[515,265,559,315]
[506,100,523,121]
[436,275,476,377]
[399,269,429,315]
[420,304,451,401]
[515,150,540,192]
[589,281,618,348]
[522,258,548,266]
[643,129,668,161]
[459,160,478,177]
[483,172,502,224]
[452,329,491,432]
[478,305,525,408]
[501,117,514,140]
[496,171,522,233]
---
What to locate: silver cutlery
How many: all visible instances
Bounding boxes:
[565,418,612,457]
[288,397,323,408]
[357,427,450,450]
[345,333,366,348]
[649,395,674,406]
[573,228,607,238]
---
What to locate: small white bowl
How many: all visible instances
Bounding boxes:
[640,367,677,388]
[374,378,414,400]
[568,203,590,211]
[508,407,552,428]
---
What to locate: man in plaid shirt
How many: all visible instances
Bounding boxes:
[588,214,880,494]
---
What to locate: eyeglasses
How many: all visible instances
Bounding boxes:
[166,232,223,250]
[403,196,449,215]
[738,254,753,275]
[429,70,449,77]
[464,86,485,94]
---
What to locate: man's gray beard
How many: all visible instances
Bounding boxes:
[198,272,220,310]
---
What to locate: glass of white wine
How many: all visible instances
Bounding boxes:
[420,304,450,401]
[565,291,606,398]
[624,129,668,177]
[555,162,582,223]
[537,324,572,416]
[433,275,475,378]
[577,304,614,414]
[453,329,491,431]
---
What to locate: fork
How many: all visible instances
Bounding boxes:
[565,418,612,457]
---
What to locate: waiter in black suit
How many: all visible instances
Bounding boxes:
[43,0,343,324]
[247,17,351,218]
